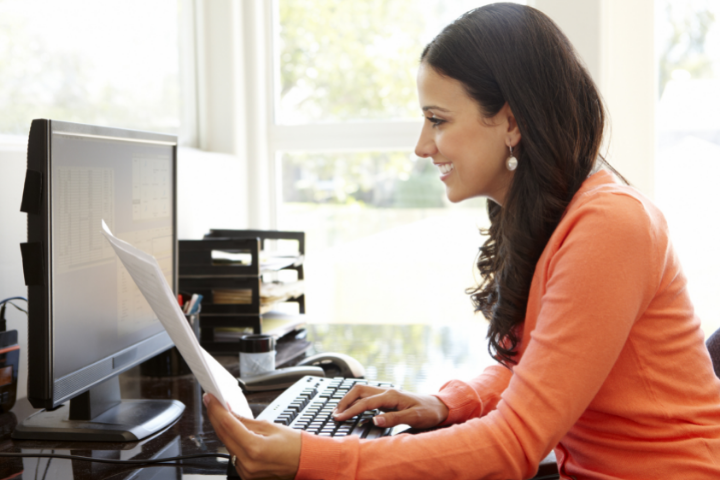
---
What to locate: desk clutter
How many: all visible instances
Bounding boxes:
[179,229,307,355]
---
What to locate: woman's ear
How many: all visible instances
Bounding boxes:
[502,103,521,148]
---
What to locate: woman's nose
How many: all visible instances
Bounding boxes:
[414,129,436,158]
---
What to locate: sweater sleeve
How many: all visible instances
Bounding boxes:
[295,192,665,480]
[434,364,512,426]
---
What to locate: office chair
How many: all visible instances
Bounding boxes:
[706,327,720,378]
[532,453,559,479]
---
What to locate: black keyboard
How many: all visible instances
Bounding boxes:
[257,376,393,439]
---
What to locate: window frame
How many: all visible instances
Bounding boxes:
[249,0,423,230]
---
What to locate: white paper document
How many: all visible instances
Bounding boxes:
[101,220,253,418]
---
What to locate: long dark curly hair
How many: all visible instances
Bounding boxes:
[421,3,618,366]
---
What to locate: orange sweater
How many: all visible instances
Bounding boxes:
[296,170,720,479]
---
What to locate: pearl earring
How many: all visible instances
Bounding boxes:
[506,145,518,171]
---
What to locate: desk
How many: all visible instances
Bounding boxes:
[0,323,556,479]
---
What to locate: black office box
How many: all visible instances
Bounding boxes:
[179,230,305,354]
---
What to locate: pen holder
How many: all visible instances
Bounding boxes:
[141,311,200,377]
[239,334,276,377]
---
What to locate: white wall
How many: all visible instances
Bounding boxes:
[191,0,270,229]
[534,0,655,197]
[601,0,655,198]
[177,147,248,239]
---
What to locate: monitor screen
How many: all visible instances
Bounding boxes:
[51,130,173,381]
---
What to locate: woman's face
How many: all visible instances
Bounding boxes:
[414,63,518,205]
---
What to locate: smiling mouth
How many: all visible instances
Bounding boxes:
[437,163,454,175]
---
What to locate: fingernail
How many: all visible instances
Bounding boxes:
[203,393,209,407]
[332,408,338,417]
[373,416,386,427]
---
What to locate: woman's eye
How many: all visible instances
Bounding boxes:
[426,116,445,127]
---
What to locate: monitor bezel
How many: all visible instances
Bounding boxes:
[24,119,179,410]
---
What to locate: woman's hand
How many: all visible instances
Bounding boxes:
[332,385,449,429]
[204,393,301,480]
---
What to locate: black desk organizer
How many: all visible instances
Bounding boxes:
[179,229,305,355]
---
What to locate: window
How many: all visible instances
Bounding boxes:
[0,0,184,137]
[270,1,526,325]
[655,0,720,336]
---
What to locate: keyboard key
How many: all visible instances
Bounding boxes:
[350,422,372,438]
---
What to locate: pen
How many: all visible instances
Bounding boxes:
[189,294,203,315]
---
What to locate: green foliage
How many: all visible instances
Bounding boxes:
[658,0,716,98]
[282,150,421,207]
[278,1,448,208]
[306,324,479,392]
[277,0,425,122]
[393,159,446,208]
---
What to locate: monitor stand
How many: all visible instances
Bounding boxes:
[12,376,185,442]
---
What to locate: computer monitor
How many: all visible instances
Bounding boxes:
[14,120,184,441]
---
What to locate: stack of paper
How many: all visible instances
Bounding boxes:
[212,280,305,313]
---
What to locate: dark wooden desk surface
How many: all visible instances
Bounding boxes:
[0,323,556,479]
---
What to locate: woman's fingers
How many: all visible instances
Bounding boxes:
[333,386,397,421]
[372,405,435,429]
[372,409,414,428]
[375,393,450,429]
[334,384,386,415]
[204,394,300,480]
[204,394,255,449]
[333,389,451,429]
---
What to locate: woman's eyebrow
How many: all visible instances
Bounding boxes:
[422,105,451,112]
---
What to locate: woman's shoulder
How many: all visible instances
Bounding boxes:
[539,171,672,285]
[569,170,665,228]
[554,170,670,252]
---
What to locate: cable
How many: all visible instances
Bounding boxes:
[0,296,28,305]
[40,450,52,480]
[33,448,46,480]
[0,296,28,332]
[5,301,27,314]
[0,451,230,465]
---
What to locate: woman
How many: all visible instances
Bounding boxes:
[204,3,720,479]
